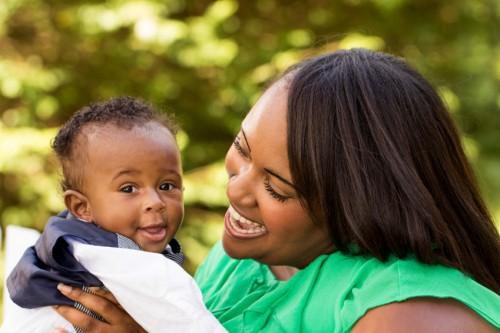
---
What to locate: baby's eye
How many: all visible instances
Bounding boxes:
[159,182,175,191]
[120,185,137,193]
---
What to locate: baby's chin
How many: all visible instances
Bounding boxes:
[136,238,171,253]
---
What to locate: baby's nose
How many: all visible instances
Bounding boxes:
[144,190,166,212]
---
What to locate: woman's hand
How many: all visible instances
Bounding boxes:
[53,283,146,333]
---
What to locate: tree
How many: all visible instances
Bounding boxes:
[0,0,498,276]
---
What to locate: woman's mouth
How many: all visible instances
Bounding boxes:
[224,205,267,239]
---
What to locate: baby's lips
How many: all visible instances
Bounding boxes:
[138,224,167,242]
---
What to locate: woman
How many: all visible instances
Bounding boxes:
[54,49,500,332]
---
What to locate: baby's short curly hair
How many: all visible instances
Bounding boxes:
[52,96,177,192]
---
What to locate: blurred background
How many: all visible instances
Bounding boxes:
[0,0,498,309]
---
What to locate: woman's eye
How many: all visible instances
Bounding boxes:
[233,138,248,158]
[264,180,289,203]
[159,183,175,191]
[120,185,136,193]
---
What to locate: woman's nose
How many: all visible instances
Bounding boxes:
[227,165,257,208]
[143,189,166,212]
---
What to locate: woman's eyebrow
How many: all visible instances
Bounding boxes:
[264,168,296,189]
[240,126,295,189]
[241,128,252,153]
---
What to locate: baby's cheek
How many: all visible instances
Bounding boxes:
[106,213,140,239]
[168,201,184,224]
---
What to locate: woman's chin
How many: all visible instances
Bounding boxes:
[221,214,270,260]
[222,236,255,259]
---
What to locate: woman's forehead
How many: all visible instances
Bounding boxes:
[242,81,288,135]
[241,81,291,177]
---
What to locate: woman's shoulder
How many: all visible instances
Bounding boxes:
[328,252,500,331]
[351,297,498,333]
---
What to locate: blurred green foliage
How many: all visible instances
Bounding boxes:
[0,0,499,282]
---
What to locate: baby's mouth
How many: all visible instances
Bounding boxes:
[139,223,167,242]
[225,205,267,238]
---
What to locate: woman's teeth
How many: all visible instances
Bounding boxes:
[228,205,267,235]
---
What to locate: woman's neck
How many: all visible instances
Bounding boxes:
[268,265,299,281]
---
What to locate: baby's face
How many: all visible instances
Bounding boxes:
[80,121,183,252]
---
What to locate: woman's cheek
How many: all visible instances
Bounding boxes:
[262,202,305,233]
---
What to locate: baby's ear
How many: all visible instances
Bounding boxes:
[63,190,93,222]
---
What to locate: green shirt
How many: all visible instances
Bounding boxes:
[195,242,500,332]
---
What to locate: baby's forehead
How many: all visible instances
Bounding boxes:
[73,121,180,185]
[81,120,161,134]
[71,121,177,166]
[78,120,173,144]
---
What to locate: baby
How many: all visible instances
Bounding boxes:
[54,96,184,254]
[4,97,193,333]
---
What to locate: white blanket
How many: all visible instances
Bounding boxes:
[1,241,226,333]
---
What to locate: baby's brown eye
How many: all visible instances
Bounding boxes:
[120,185,135,193]
[159,183,175,191]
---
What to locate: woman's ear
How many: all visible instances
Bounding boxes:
[63,190,93,222]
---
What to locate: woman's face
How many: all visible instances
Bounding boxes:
[223,80,334,268]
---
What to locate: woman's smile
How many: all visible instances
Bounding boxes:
[224,205,267,239]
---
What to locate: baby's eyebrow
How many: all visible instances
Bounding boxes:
[162,169,182,179]
[112,169,140,181]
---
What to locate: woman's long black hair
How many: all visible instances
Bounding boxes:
[286,48,500,293]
